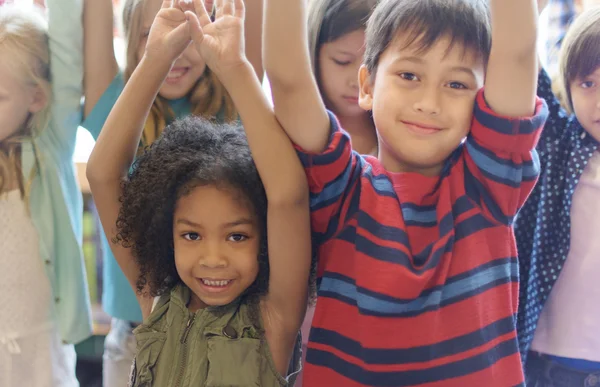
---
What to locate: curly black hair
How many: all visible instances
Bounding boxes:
[114,116,270,298]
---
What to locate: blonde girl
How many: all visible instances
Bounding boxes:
[81,0,264,384]
[0,1,89,385]
[515,6,600,386]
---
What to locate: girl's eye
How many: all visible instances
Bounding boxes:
[183,233,201,241]
[448,81,468,90]
[581,80,596,89]
[228,233,248,242]
[399,72,419,81]
[333,59,351,66]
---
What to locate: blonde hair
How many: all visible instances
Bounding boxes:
[121,0,236,146]
[0,3,50,195]
[557,7,600,113]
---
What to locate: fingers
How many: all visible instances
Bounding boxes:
[166,17,193,47]
[204,0,214,14]
[161,0,172,9]
[233,0,244,19]
[191,0,212,28]
[185,11,205,45]
[215,0,223,19]
[178,0,194,13]
[221,0,234,16]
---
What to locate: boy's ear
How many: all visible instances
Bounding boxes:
[358,65,374,111]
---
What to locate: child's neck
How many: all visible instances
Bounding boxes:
[0,144,22,194]
[337,113,377,156]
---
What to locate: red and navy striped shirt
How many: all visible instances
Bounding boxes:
[296,91,548,386]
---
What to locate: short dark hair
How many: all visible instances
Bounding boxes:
[114,116,270,298]
[308,0,377,74]
[558,7,600,112]
[364,0,491,75]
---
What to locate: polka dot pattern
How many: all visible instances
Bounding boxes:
[514,69,599,366]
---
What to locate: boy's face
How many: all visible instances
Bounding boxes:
[359,34,485,176]
[570,67,600,142]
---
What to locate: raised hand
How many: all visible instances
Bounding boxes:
[183,0,247,78]
[144,0,192,66]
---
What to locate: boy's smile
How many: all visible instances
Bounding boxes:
[359,34,485,176]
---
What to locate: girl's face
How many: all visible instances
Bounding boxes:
[571,66,600,142]
[0,58,46,142]
[318,29,366,118]
[172,184,261,311]
[137,0,206,100]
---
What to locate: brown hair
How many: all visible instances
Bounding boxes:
[307,0,376,89]
[364,0,491,76]
[120,0,236,146]
[0,4,50,195]
[558,7,600,113]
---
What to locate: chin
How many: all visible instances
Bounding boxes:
[158,82,197,101]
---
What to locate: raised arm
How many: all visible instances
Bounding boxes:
[87,0,192,318]
[243,0,263,79]
[263,0,329,153]
[45,0,84,150]
[187,0,311,375]
[485,0,539,117]
[83,0,119,118]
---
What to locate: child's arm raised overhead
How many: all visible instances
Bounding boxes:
[243,0,263,79]
[262,0,330,153]
[485,0,539,117]
[86,0,193,319]
[187,0,311,375]
[83,0,118,118]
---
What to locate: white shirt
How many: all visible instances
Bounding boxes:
[531,151,600,362]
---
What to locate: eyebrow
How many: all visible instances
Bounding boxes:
[175,218,254,228]
[393,56,476,78]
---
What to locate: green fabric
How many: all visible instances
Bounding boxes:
[131,285,301,386]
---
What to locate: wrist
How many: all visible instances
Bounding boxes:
[217,59,255,89]
[138,55,173,80]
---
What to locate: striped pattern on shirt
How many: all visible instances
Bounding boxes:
[296,90,548,387]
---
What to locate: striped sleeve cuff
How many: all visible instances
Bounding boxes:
[471,90,549,154]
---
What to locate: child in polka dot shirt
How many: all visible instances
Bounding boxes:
[515,5,600,387]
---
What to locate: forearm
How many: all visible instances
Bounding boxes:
[87,57,169,183]
[220,62,308,204]
[485,0,538,116]
[83,0,119,117]
[262,0,330,152]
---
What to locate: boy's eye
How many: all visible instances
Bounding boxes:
[183,233,201,241]
[399,72,419,81]
[448,81,468,90]
[581,80,596,89]
[228,233,248,242]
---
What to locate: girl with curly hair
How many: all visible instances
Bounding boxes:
[87,0,311,385]
[82,0,263,383]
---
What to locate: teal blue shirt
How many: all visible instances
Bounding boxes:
[20,0,92,344]
[82,74,192,322]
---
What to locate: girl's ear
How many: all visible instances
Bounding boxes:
[27,84,48,114]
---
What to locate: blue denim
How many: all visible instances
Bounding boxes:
[526,352,600,387]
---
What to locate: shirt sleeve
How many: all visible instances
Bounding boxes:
[81,72,125,140]
[295,111,363,246]
[44,0,84,155]
[463,90,549,226]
